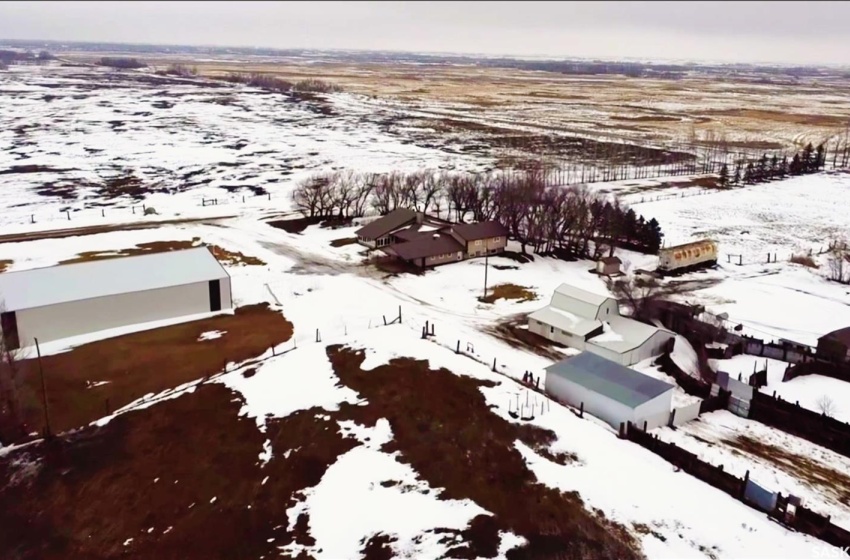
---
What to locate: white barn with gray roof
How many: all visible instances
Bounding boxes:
[545,352,675,430]
[0,247,232,350]
[528,283,674,366]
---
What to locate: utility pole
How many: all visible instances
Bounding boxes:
[483,252,489,299]
[34,338,51,439]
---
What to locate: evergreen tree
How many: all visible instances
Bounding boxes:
[645,217,663,253]
[719,164,729,187]
[732,162,741,185]
[755,154,768,183]
[802,142,814,173]
[815,143,826,171]
[744,162,755,184]
[790,153,802,175]
[624,208,638,243]
[779,155,789,177]
[769,154,778,179]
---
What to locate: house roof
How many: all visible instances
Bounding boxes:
[545,351,674,409]
[821,326,850,347]
[550,283,617,321]
[528,306,603,338]
[0,247,228,312]
[451,221,509,242]
[392,222,448,242]
[354,208,417,240]
[385,233,464,261]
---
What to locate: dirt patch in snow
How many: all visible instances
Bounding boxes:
[724,435,850,505]
[0,259,12,272]
[0,217,236,245]
[58,237,265,266]
[16,304,292,436]
[479,284,537,304]
[484,316,570,362]
[266,216,352,235]
[326,346,642,560]
[330,236,358,248]
[0,384,357,560]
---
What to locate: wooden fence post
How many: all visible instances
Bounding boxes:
[398,306,402,323]
[492,358,497,372]
[579,402,584,418]
[315,329,321,343]
[66,210,70,220]
[31,214,35,223]
[456,340,460,354]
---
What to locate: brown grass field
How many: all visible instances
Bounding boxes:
[59,238,265,266]
[16,303,292,435]
[63,52,850,154]
[479,283,538,304]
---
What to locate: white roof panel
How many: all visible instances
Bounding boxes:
[0,247,228,312]
[529,306,602,337]
[587,316,670,353]
[550,283,616,320]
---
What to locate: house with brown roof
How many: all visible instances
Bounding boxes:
[447,221,509,258]
[354,209,509,268]
[817,327,850,363]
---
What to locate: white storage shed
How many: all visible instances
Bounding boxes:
[545,352,675,430]
[0,247,232,349]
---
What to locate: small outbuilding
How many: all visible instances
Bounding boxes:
[817,326,850,363]
[545,351,675,430]
[596,256,622,276]
[0,247,232,349]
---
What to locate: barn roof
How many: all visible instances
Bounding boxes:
[0,247,228,312]
[587,316,670,353]
[550,283,617,320]
[528,306,602,338]
[545,351,674,409]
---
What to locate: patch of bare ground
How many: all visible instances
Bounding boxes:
[0,259,12,273]
[610,115,681,123]
[724,435,850,505]
[0,384,357,560]
[0,217,236,245]
[479,284,537,304]
[328,346,640,560]
[371,257,426,277]
[266,216,352,234]
[330,236,357,248]
[697,139,786,151]
[58,237,265,266]
[790,254,819,268]
[631,522,667,543]
[360,533,397,560]
[485,317,570,362]
[659,175,721,190]
[703,108,847,127]
[16,304,292,436]
[0,165,76,175]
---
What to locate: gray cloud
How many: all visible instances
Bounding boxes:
[1,1,848,65]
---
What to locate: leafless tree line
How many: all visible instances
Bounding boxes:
[290,168,664,256]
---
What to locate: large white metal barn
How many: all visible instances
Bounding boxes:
[528,283,675,366]
[545,351,675,431]
[0,247,232,350]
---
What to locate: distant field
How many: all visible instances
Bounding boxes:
[62,52,850,155]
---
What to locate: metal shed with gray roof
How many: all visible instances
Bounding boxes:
[544,351,674,430]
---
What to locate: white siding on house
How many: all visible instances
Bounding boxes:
[528,318,588,350]
[545,373,635,430]
[14,281,219,347]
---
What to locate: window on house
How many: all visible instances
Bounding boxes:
[475,240,482,246]
[493,237,501,242]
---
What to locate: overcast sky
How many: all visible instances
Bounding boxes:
[1,1,848,66]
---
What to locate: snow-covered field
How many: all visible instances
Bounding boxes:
[3,63,850,558]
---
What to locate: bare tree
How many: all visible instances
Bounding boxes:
[817,395,836,418]
[605,276,669,323]
[827,239,849,284]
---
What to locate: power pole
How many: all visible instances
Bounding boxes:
[34,338,51,438]
[483,252,489,299]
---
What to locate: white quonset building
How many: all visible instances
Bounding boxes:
[545,351,675,430]
[528,283,675,366]
[0,247,232,350]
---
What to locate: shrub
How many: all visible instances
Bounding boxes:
[293,79,342,93]
[98,57,146,69]
[790,254,818,268]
